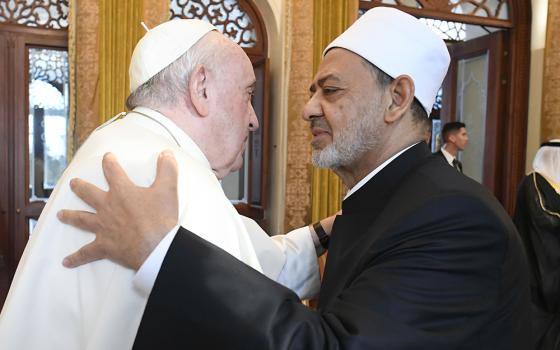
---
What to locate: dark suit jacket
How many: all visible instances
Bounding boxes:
[434,149,447,162]
[434,149,462,173]
[134,143,531,350]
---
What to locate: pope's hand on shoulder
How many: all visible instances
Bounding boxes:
[57,151,179,270]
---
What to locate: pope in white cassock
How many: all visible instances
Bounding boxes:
[0,19,322,349]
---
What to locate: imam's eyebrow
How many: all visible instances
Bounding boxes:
[309,74,341,93]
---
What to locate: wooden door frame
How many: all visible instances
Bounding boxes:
[502,0,532,214]
[0,33,10,268]
[0,23,67,273]
[442,31,506,197]
[234,56,270,221]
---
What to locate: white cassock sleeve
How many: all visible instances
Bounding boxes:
[240,217,320,300]
[134,220,321,300]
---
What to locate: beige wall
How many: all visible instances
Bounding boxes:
[526,0,548,172]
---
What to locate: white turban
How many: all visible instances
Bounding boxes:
[324,7,451,116]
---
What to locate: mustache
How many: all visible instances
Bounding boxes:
[310,119,331,132]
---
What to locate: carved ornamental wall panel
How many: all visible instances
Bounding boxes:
[29,49,69,86]
[0,0,69,29]
[170,0,258,48]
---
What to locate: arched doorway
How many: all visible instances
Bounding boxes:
[359,0,531,213]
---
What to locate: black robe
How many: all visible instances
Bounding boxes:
[514,172,560,350]
[133,142,531,349]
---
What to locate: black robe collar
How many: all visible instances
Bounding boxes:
[342,142,432,215]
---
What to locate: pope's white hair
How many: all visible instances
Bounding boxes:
[126,31,222,111]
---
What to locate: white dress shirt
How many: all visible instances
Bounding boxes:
[440,146,456,167]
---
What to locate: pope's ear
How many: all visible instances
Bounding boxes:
[385,75,415,123]
[189,64,209,117]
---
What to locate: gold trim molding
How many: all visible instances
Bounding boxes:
[542,0,560,141]
[74,0,100,147]
[284,0,314,231]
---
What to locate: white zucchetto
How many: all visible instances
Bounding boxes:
[129,19,216,93]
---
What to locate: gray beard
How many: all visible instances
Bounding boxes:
[312,113,381,169]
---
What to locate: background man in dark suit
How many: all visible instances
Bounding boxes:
[59,7,531,349]
[435,121,469,172]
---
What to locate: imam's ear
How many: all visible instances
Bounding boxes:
[189,64,209,117]
[385,75,415,123]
